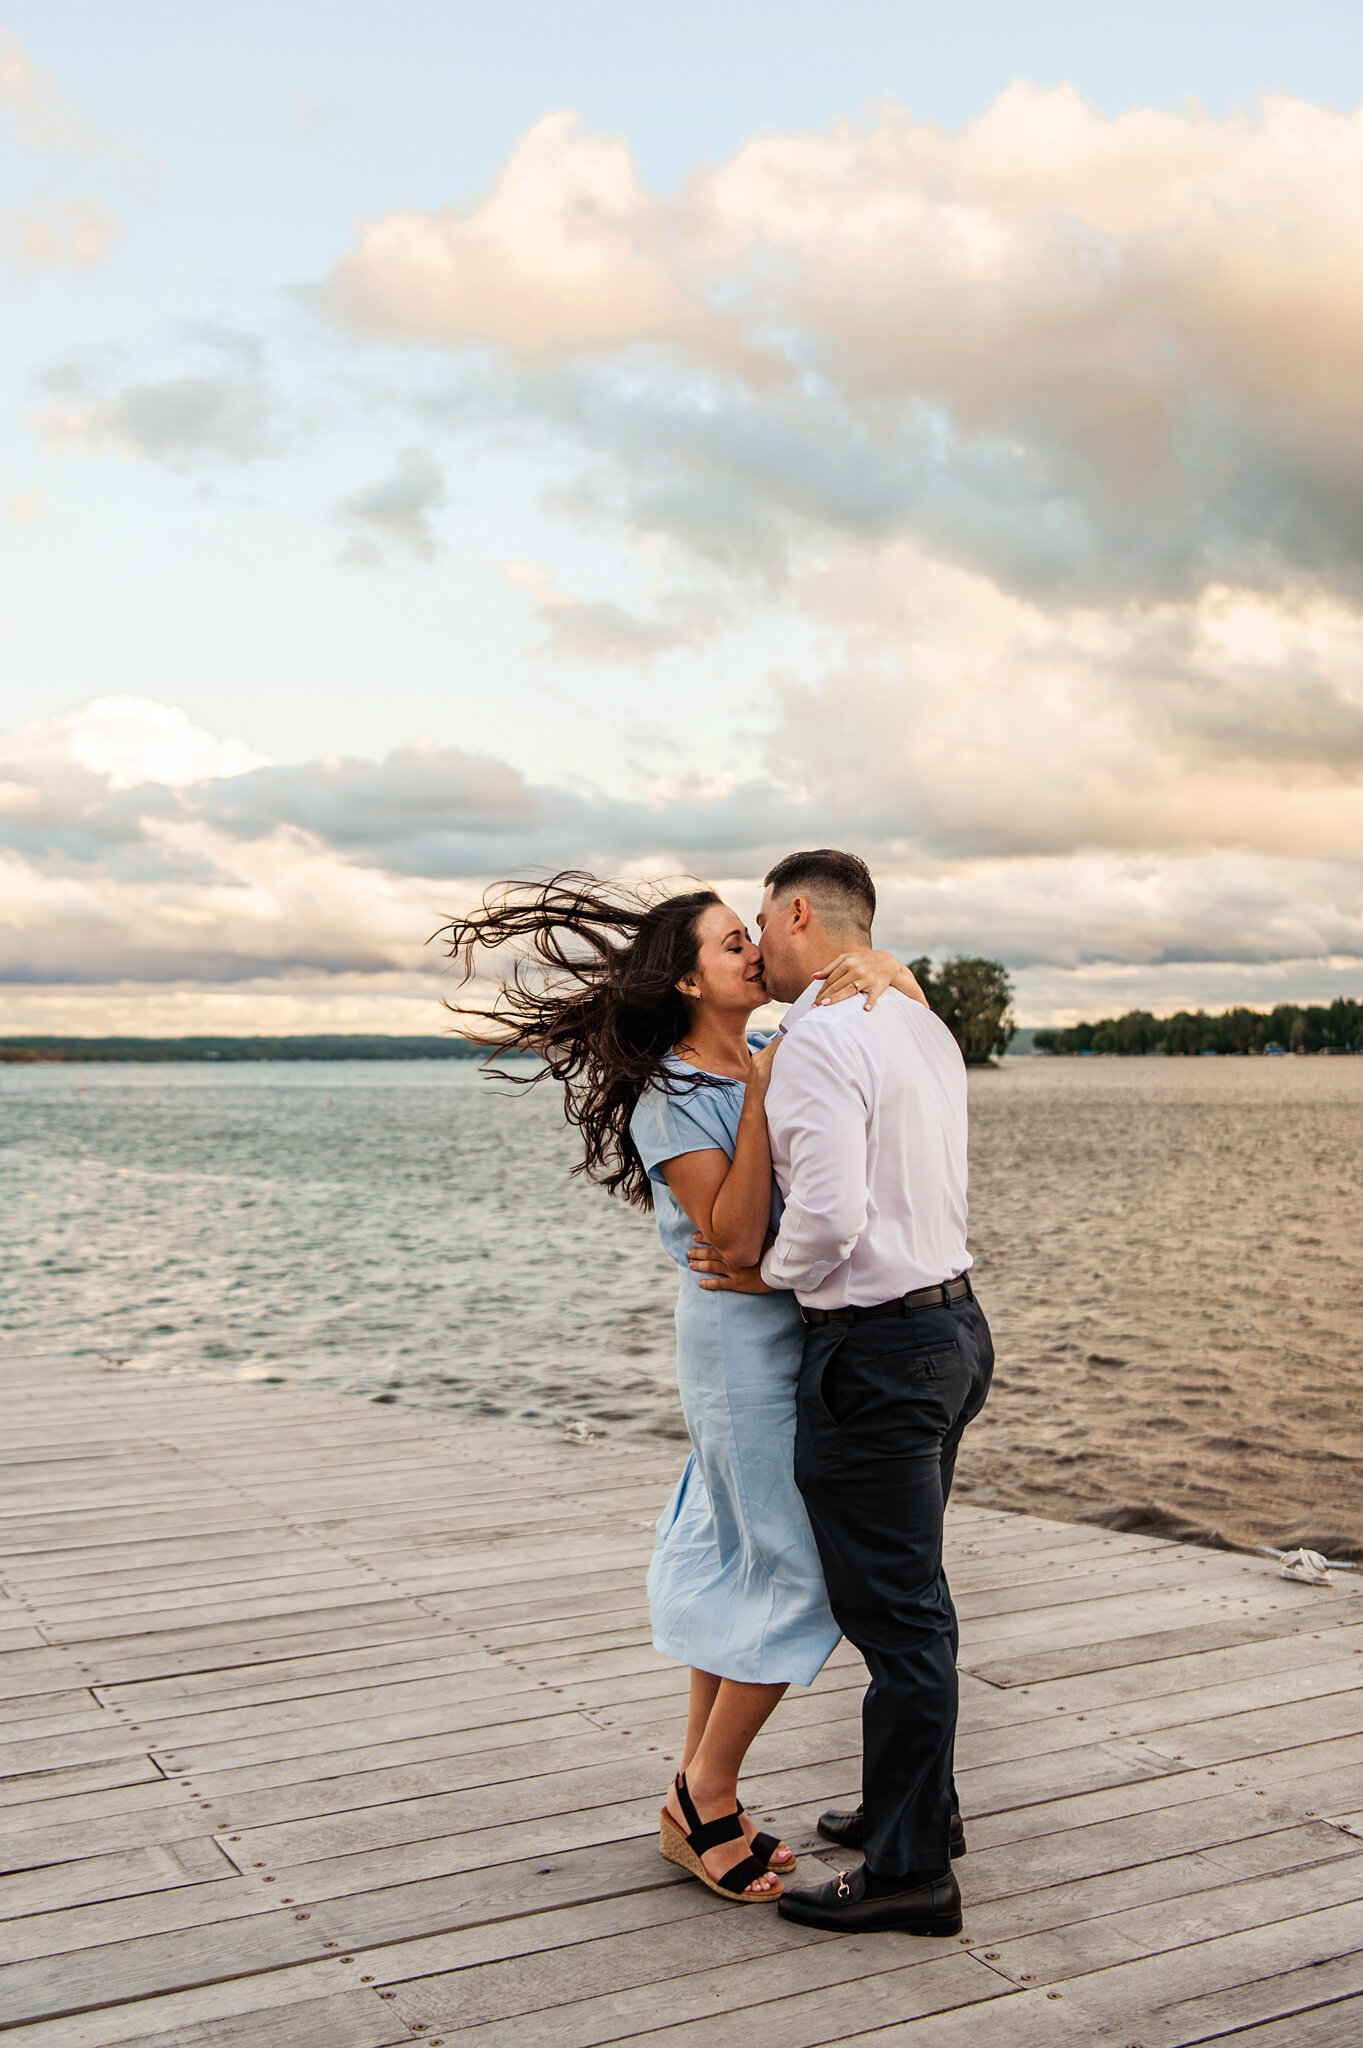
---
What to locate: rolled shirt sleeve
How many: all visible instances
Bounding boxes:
[760,1027,869,1296]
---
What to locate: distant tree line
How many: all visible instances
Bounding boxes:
[1033,1000,1363,1057]
[0,1035,490,1064]
[908,957,1016,1065]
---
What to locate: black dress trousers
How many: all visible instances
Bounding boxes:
[793,1293,994,1877]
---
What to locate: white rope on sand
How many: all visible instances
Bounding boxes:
[1256,1545,1360,1586]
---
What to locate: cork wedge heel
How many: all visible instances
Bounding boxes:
[658,1772,785,1903]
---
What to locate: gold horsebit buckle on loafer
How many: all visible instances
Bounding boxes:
[836,1871,851,1898]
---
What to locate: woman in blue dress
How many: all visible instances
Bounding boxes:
[439,873,922,1903]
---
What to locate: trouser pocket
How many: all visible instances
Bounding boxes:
[794,1326,847,1487]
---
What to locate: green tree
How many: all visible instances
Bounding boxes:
[911,956,1016,1065]
[1025,996,1363,1056]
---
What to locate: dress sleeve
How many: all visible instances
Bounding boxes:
[631,1081,733,1188]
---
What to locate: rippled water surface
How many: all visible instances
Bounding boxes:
[2,1056,1360,1555]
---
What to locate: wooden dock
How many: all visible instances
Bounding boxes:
[1,1352,1361,2047]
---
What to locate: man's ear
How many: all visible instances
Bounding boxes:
[789,893,813,934]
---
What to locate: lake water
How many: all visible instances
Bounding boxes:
[2,1055,1360,1558]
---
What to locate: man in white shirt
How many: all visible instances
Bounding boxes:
[757,849,993,1936]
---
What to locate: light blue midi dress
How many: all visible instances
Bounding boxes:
[630,1055,840,1687]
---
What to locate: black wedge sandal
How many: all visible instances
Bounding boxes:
[659,1772,785,1903]
[737,1799,796,1872]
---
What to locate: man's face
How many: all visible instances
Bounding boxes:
[756,884,803,1004]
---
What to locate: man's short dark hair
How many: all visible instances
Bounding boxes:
[763,848,875,933]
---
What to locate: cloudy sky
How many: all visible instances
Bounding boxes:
[5,1,1363,1033]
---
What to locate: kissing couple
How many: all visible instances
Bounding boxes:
[443,848,994,1935]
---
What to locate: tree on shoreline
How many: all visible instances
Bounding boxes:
[1033,999,1363,1056]
[911,956,1016,1065]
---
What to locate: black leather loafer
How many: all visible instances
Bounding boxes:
[777,1861,962,1935]
[816,1804,967,1858]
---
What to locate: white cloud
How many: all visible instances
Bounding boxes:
[0,697,268,791]
[0,973,453,1039]
[38,369,281,463]
[327,90,1363,602]
[0,697,1358,1020]
[339,447,445,562]
[328,110,757,370]
[0,824,435,984]
[8,90,1363,1026]
[774,542,1363,861]
[0,34,131,272]
[503,561,725,662]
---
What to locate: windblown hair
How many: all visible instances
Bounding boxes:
[434,872,723,1209]
[763,847,875,935]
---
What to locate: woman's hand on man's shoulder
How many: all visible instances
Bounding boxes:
[814,950,927,1011]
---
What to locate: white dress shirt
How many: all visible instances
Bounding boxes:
[760,980,971,1308]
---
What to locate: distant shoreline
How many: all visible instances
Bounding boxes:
[4,1022,1359,1063]
[0,1034,492,1064]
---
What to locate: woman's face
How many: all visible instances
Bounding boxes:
[679,902,766,1016]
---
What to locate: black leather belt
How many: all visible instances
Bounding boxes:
[800,1274,973,1327]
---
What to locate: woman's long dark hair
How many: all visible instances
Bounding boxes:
[434,871,725,1209]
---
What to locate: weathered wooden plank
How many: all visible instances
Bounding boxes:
[391,1941,1006,2048]
[0,1836,234,1918]
[0,1651,96,1702]
[0,1628,47,1654]
[389,1899,832,2031]
[0,1703,114,1745]
[0,1772,190,1843]
[49,1618,477,1691]
[0,1833,689,1969]
[101,1655,529,1727]
[11,1523,334,1567]
[1057,1900,1363,2044]
[84,1673,574,1756]
[157,1724,640,1830]
[0,1751,164,1805]
[1191,1997,1363,2047]
[968,1608,1359,1686]
[87,1629,483,1697]
[46,1586,431,1645]
[0,1903,355,2025]
[0,1960,365,2047]
[34,1567,375,1624]
[0,1874,256,1967]
[146,1701,595,1779]
[935,1652,1363,1774]
[1015,1620,1363,1713]
[823,1987,1110,2046]
[976,1848,1363,1986]
[1140,1688,1363,1770]
[13,1551,350,1601]
[211,1733,1172,1878]
[0,1723,146,1777]
[110,1989,417,2048]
